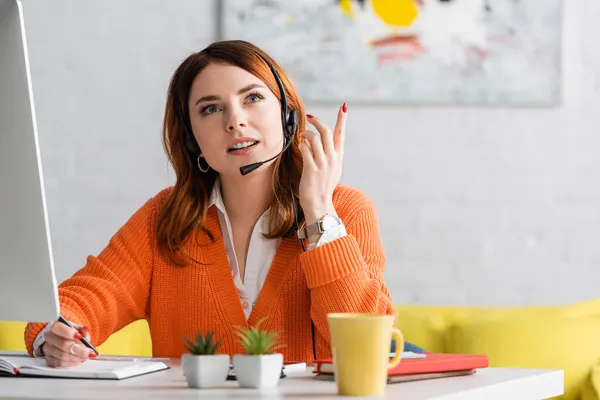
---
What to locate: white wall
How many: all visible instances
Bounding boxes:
[21,0,600,306]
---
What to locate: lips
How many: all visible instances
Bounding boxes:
[227,141,259,152]
[226,136,260,158]
[225,136,259,153]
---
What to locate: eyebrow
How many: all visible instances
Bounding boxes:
[194,83,266,107]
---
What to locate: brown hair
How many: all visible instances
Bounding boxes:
[156,40,306,264]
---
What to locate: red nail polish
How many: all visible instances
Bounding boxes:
[74,332,83,340]
[306,114,314,119]
[342,102,348,113]
[89,351,98,358]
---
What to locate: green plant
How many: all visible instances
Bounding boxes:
[235,317,283,355]
[184,331,222,355]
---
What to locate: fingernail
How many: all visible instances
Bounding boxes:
[306,114,314,119]
[89,351,98,358]
[342,102,348,113]
[74,332,83,340]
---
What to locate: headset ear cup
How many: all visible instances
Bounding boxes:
[184,130,200,156]
[286,109,299,139]
[178,104,201,156]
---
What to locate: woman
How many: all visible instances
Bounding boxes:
[24,40,400,367]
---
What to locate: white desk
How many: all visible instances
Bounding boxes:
[0,360,564,399]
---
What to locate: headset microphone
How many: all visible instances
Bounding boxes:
[239,135,293,175]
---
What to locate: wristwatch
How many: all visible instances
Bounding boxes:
[297,213,342,240]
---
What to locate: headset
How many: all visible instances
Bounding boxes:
[176,46,316,360]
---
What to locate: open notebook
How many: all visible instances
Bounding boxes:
[0,356,169,380]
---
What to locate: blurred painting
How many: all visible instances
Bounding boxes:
[222,0,562,105]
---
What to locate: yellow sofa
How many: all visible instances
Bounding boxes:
[2,299,599,399]
[395,298,600,400]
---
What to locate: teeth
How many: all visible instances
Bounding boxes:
[230,141,256,150]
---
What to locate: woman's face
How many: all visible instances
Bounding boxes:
[187,63,284,178]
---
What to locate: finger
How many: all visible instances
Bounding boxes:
[333,103,347,153]
[71,322,92,342]
[300,130,326,166]
[50,320,82,341]
[42,341,87,365]
[306,114,335,157]
[299,140,317,171]
[43,333,91,360]
[46,354,82,368]
[44,350,83,368]
[79,326,91,342]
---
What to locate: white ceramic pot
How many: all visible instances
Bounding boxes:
[232,353,284,388]
[182,354,230,388]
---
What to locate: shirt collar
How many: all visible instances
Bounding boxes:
[209,178,271,223]
[209,177,227,216]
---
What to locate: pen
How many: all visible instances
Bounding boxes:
[58,315,99,355]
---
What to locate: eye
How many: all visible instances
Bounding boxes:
[201,104,220,115]
[246,92,264,103]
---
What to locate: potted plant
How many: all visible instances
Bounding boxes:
[232,317,284,388]
[181,331,230,388]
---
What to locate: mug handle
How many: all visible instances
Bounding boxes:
[388,328,404,369]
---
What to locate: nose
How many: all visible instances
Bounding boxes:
[225,107,247,133]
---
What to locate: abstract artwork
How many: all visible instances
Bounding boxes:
[222,0,562,105]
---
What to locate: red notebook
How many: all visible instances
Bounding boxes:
[314,353,489,377]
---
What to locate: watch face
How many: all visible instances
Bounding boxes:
[322,214,341,230]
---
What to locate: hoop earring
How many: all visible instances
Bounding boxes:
[197,156,210,173]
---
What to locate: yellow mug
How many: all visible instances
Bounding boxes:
[327,313,404,396]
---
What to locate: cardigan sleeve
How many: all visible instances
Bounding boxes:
[298,198,395,359]
[24,196,157,356]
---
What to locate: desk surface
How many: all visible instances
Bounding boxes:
[0,359,564,400]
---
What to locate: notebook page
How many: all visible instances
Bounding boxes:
[19,359,146,373]
[1,356,168,379]
[390,351,427,359]
[0,356,47,370]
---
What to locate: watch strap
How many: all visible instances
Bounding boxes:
[297,220,325,240]
[297,214,340,240]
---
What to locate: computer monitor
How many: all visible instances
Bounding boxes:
[0,0,60,322]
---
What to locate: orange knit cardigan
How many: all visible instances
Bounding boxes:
[25,185,394,362]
